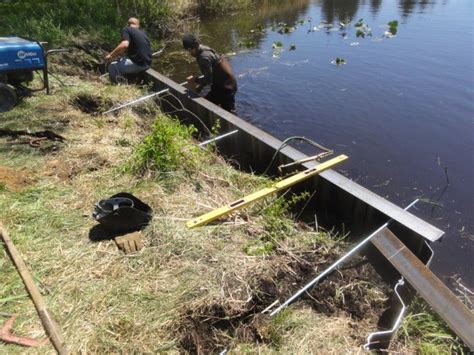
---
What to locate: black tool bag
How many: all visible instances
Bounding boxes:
[92,192,152,232]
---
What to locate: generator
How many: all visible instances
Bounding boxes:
[0,36,66,112]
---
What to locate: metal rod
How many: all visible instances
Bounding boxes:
[198,130,239,147]
[152,47,165,57]
[363,240,434,350]
[102,76,204,115]
[0,222,68,354]
[363,278,406,350]
[102,87,171,115]
[269,199,419,316]
[278,152,333,171]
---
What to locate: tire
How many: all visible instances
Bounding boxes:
[0,83,17,112]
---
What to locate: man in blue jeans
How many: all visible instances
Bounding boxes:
[105,17,152,84]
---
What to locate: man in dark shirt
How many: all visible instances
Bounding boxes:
[182,33,237,112]
[105,17,152,84]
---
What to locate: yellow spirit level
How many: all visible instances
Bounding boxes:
[187,154,348,229]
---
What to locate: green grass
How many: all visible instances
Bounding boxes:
[393,298,470,353]
[0,0,258,48]
[0,0,170,47]
[1,75,365,353]
[1,66,467,354]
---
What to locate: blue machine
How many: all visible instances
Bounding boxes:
[0,36,65,112]
[0,37,45,72]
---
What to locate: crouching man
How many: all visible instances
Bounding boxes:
[182,33,238,112]
[105,17,152,84]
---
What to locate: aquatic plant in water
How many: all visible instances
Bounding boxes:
[353,18,371,38]
[272,41,283,49]
[355,18,364,28]
[332,57,346,65]
[238,39,257,48]
[387,20,399,36]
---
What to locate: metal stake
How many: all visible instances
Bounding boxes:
[102,76,204,115]
[198,130,239,148]
[269,199,419,316]
[102,87,173,115]
[363,278,406,350]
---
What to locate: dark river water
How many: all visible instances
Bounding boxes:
[157,0,474,288]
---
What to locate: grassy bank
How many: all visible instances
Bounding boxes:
[0,0,256,48]
[0,72,401,353]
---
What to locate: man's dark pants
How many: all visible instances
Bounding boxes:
[205,87,236,112]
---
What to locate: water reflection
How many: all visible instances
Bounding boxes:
[319,0,360,23]
[399,0,436,17]
[199,0,311,54]
[370,0,382,16]
[313,0,442,23]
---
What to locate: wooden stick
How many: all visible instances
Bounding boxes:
[0,222,68,354]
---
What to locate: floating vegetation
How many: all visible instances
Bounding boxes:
[278,25,295,34]
[272,41,283,49]
[272,41,284,58]
[249,24,266,34]
[388,20,399,35]
[339,18,351,29]
[354,18,364,28]
[331,57,346,66]
[384,20,399,38]
[289,44,296,51]
[238,39,257,48]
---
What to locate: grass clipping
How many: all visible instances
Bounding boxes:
[0,75,458,353]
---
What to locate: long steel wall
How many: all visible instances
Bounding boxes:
[145,69,443,247]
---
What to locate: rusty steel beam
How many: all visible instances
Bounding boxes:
[372,228,474,350]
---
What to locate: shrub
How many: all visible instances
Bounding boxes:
[129,114,199,175]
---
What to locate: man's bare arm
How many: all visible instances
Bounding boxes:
[105,40,129,62]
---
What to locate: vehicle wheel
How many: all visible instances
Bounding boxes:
[0,83,17,112]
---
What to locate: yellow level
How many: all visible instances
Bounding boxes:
[187,154,348,229]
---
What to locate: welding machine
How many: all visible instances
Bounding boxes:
[0,36,67,112]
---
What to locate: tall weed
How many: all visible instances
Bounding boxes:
[128,114,199,175]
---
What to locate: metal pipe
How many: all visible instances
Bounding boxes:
[269,199,419,316]
[278,152,333,171]
[363,278,406,350]
[102,76,205,115]
[102,87,172,115]
[363,242,434,350]
[0,222,68,354]
[198,130,239,147]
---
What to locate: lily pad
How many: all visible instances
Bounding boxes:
[388,20,399,35]
[355,18,364,27]
[278,26,295,34]
[332,57,346,65]
[272,41,283,49]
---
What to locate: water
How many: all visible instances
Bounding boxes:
[156,0,474,288]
